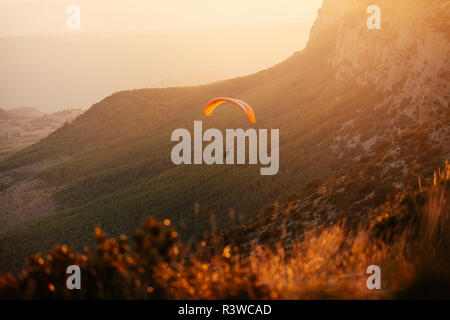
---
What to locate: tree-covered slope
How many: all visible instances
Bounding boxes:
[0,0,448,273]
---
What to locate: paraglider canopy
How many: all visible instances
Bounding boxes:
[204,97,256,123]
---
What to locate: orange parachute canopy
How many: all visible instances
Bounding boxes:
[204,97,256,123]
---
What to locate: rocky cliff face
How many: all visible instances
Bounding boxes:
[319,0,449,164]
[221,0,450,249]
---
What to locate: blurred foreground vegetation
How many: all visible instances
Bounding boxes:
[0,163,449,299]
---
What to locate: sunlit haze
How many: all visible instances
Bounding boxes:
[0,0,323,113]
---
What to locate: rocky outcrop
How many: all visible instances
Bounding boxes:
[222,0,450,250]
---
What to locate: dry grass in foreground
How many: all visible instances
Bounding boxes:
[0,163,449,299]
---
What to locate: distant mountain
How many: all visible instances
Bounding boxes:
[28,109,84,127]
[0,0,448,273]
[0,108,15,120]
[6,107,45,119]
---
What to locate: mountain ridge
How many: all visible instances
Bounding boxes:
[216,0,450,251]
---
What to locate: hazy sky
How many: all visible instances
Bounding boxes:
[0,0,323,36]
[0,1,324,113]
